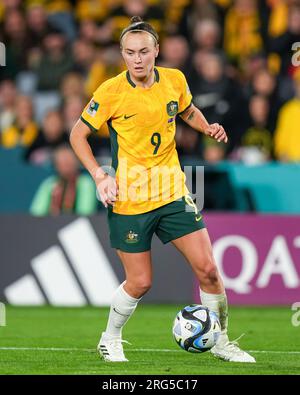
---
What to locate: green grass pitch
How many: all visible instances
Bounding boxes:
[0,305,299,375]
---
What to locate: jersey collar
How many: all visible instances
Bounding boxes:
[126,67,160,88]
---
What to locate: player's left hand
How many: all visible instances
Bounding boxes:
[205,123,228,143]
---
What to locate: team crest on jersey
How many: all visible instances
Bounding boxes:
[125,230,139,243]
[167,101,179,116]
[87,100,99,117]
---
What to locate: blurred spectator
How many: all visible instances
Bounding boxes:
[1,95,38,148]
[241,52,268,84]
[106,0,165,43]
[60,71,85,102]
[164,0,190,34]
[46,0,76,41]
[178,0,219,44]
[203,138,226,163]
[0,79,17,131]
[223,0,264,67]
[78,19,99,42]
[63,96,85,132]
[0,0,22,23]
[72,38,95,76]
[72,39,121,98]
[176,124,201,157]
[248,68,282,132]
[0,9,32,79]
[26,4,56,48]
[75,0,114,23]
[267,0,289,38]
[25,110,69,165]
[188,50,246,153]
[274,70,300,162]
[251,68,276,96]
[30,144,97,216]
[26,4,60,70]
[34,31,73,91]
[192,18,222,51]
[158,35,190,71]
[84,44,125,97]
[234,95,273,164]
[269,3,300,76]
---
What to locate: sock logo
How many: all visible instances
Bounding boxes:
[113,307,130,317]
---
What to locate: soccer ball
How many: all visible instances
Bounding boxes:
[172,304,221,353]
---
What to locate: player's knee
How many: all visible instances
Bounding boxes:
[128,278,152,297]
[205,265,218,281]
[202,257,218,282]
[137,279,152,295]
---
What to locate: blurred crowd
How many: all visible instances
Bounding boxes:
[0,0,300,214]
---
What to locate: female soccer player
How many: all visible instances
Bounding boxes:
[69,16,255,363]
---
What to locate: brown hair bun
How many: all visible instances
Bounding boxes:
[120,16,159,44]
[130,16,143,24]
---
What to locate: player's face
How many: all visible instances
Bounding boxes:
[54,149,78,179]
[121,32,159,81]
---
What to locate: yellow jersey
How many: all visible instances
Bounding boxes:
[80,66,192,215]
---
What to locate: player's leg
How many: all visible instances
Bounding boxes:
[172,228,255,363]
[117,249,153,298]
[105,249,152,337]
[98,250,152,362]
[171,229,227,329]
[99,206,157,361]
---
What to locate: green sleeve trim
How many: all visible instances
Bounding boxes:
[80,116,98,133]
[178,100,193,115]
[107,119,119,172]
[154,67,160,82]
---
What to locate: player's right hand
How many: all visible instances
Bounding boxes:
[205,123,228,143]
[94,172,118,208]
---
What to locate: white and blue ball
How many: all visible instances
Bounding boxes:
[172,304,221,353]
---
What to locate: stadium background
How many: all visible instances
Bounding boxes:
[0,0,300,376]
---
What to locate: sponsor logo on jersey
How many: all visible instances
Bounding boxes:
[124,113,137,120]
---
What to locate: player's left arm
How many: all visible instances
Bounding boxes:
[180,103,228,143]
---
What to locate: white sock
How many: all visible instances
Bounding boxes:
[104,282,141,339]
[200,288,229,343]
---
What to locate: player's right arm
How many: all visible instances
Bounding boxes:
[69,119,118,208]
[180,104,228,143]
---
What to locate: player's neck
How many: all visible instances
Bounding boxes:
[129,69,156,88]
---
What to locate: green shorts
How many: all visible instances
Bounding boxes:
[107,195,206,252]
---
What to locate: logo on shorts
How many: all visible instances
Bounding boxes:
[195,214,202,222]
[125,230,139,243]
[167,101,178,116]
[184,195,202,222]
